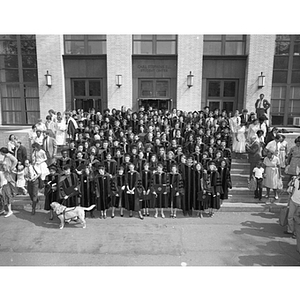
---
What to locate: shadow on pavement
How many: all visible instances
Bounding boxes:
[238,240,300,266]
[234,216,300,265]
[251,212,279,220]
[14,209,59,229]
[233,220,284,239]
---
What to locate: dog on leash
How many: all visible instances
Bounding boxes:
[50,202,96,229]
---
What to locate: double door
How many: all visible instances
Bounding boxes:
[72,78,102,112]
[207,79,238,112]
[138,78,172,110]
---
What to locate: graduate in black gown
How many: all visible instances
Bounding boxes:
[140,162,153,217]
[44,164,59,220]
[193,162,208,218]
[125,163,143,219]
[79,165,96,217]
[152,163,169,218]
[57,148,74,173]
[206,161,222,217]
[59,164,80,207]
[111,167,126,218]
[168,163,183,218]
[217,159,232,201]
[94,164,111,219]
[181,155,195,216]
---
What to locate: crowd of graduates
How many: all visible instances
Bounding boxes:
[39,105,236,220]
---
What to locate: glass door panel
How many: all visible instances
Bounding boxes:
[208,100,221,111]
[141,80,154,97]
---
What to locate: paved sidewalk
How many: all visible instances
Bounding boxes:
[0,208,299,266]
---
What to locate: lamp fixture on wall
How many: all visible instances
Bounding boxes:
[187,71,194,88]
[45,70,52,87]
[258,72,265,88]
[116,74,122,88]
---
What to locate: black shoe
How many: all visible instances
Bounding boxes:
[146,213,150,217]
[111,215,115,218]
[120,214,123,217]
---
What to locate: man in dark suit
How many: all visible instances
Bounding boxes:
[255,94,271,119]
[15,141,27,166]
[240,109,250,127]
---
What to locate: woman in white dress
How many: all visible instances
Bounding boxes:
[229,110,243,157]
[54,115,67,146]
[233,124,246,154]
[31,143,49,180]
[262,149,281,200]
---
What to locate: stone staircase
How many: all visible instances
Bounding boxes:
[220,157,289,212]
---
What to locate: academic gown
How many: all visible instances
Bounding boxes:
[206,170,222,209]
[59,172,80,207]
[193,170,208,211]
[168,172,183,209]
[79,172,96,207]
[94,173,111,211]
[217,166,232,200]
[181,164,195,215]
[44,173,59,210]
[125,170,141,211]
[152,171,169,208]
[111,173,126,208]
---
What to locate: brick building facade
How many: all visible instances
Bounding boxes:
[0,34,299,126]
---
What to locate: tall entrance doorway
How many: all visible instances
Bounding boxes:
[72,79,102,112]
[138,78,172,110]
[207,79,238,112]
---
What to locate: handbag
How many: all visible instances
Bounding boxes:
[277,177,283,191]
[279,206,289,227]
[248,175,256,191]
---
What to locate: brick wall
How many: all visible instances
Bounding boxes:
[244,35,276,115]
[177,35,203,112]
[36,35,66,120]
[106,35,132,111]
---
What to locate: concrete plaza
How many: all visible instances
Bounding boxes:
[0,207,299,266]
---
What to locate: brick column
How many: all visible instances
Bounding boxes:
[177,35,203,112]
[106,35,132,111]
[36,35,66,119]
[244,35,276,115]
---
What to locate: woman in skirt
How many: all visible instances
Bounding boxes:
[140,162,153,217]
[168,163,183,218]
[152,163,169,218]
[111,166,126,218]
[194,162,208,218]
[206,161,222,217]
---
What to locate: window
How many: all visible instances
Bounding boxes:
[272,35,300,125]
[133,35,177,55]
[64,35,106,55]
[0,35,39,125]
[203,35,246,55]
